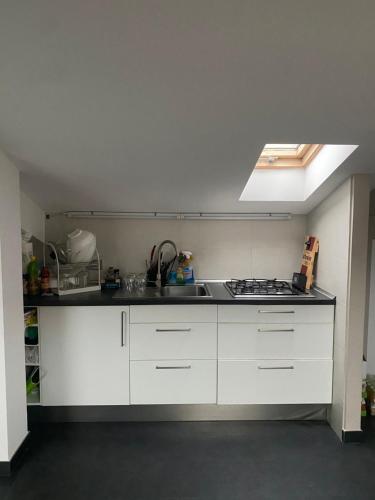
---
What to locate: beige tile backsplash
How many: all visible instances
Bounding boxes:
[46,215,307,279]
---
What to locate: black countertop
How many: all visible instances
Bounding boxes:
[24,282,336,307]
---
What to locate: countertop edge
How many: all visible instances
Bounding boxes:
[23,283,336,307]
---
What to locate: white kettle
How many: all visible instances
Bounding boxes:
[66,229,96,263]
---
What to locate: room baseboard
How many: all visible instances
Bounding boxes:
[28,404,328,423]
[0,432,31,477]
[342,429,363,443]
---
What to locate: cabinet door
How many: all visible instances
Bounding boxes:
[218,323,333,359]
[130,360,217,404]
[218,305,334,324]
[130,323,217,360]
[40,306,129,406]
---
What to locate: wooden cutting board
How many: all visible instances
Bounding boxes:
[300,236,319,289]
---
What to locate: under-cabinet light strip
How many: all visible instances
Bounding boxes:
[62,211,291,220]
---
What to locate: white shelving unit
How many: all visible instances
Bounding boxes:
[24,307,41,406]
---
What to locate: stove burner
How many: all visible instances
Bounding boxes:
[225,279,303,297]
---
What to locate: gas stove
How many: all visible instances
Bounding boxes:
[224,279,311,298]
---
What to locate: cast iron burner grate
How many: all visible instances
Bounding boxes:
[225,279,299,297]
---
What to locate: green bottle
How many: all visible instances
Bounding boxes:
[27,256,40,295]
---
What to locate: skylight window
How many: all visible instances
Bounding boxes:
[256,144,322,169]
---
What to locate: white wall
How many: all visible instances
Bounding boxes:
[307,175,369,437]
[20,191,45,242]
[307,178,351,437]
[344,175,370,431]
[304,145,358,199]
[240,168,305,201]
[366,217,375,371]
[0,150,28,462]
[46,215,307,280]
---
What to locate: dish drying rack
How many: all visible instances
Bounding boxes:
[47,242,101,295]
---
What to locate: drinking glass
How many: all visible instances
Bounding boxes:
[136,273,146,292]
[124,273,136,292]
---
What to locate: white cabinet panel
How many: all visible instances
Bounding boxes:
[130,323,217,360]
[218,359,333,404]
[218,305,334,324]
[130,360,217,404]
[130,305,217,323]
[218,323,333,360]
[40,306,129,406]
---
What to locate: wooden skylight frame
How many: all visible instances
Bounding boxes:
[256,144,323,169]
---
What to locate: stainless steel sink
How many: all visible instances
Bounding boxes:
[160,284,212,297]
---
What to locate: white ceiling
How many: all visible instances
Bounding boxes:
[1,1,375,214]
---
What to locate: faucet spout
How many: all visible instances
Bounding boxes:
[156,240,178,287]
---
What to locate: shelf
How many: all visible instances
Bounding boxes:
[25,345,39,366]
[27,390,40,405]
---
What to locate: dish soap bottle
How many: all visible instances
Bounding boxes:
[176,265,185,285]
[181,251,194,283]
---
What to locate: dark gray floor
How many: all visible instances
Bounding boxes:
[1,420,375,500]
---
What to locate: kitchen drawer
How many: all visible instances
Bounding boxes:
[130,360,217,404]
[130,323,217,360]
[218,359,332,404]
[218,323,333,360]
[218,304,334,324]
[130,305,217,323]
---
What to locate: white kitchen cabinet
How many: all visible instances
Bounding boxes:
[129,305,218,404]
[218,359,333,404]
[39,306,130,406]
[37,302,335,408]
[130,360,217,404]
[217,304,335,405]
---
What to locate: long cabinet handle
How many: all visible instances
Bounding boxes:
[258,310,295,314]
[155,365,192,370]
[121,311,127,347]
[258,365,294,370]
[155,328,192,333]
[257,328,295,333]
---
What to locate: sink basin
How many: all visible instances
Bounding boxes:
[160,284,212,297]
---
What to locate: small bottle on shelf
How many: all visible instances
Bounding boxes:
[27,256,40,296]
[40,266,50,295]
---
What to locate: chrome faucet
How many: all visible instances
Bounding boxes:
[156,239,178,287]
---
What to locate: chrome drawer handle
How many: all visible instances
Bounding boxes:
[257,328,295,333]
[121,311,127,347]
[258,365,294,370]
[155,328,192,333]
[155,365,192,370]
[258,310,295,314]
